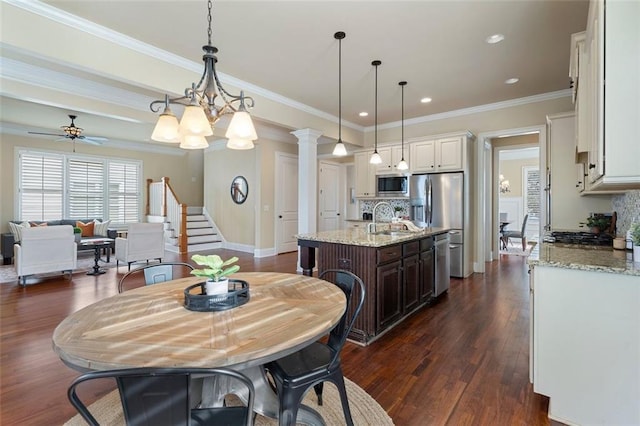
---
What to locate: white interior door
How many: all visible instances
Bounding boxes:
[275,153,298,254]
[318,161,340,232]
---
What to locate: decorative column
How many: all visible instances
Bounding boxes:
[291,128,322,274]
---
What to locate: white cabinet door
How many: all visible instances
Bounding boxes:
[375,146,393,174]
[410,139,436,173]
[410,137,463,173]
[436,136,463,171]
[354,152,376,197]
[391,145,409,172]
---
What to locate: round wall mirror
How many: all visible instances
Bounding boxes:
[230,176,248,204]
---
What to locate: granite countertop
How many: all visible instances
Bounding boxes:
[297,226,449,248]
[528,242,640,276]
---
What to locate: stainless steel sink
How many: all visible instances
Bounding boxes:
[373,230,414,236]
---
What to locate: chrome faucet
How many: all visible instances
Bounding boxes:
[367,201,393,233]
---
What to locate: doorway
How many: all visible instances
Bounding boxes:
[475,125,546,270]
[275,152,299,254]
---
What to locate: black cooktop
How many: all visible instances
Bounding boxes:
[550,231,613,246]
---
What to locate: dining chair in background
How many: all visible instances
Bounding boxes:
[503,214,529,249]
[118,262,194,293]
[67,367,255,426]
[265,269,366,426]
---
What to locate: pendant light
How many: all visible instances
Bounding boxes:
[397,81,409,171]
[332,31,347,156]
[369,60,382,164]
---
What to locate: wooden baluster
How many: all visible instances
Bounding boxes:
[145,178,152,216]
[161,177,169,218]
[179,204,187,254]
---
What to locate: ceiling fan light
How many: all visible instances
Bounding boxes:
[370,151,382,164]
[151,109,181,143]
[333,140,347,156]
[226,138,255,150]
[179,134,209,149]
[225,110,258,140]
[180,103,213,137]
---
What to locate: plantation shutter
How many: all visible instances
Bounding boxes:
[67,158,104,219]
[18,152,64,221]
[108,161,140,223]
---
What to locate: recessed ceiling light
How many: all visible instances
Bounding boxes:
[486,34,505,44]
[505,78,519,84]
[420,97,432,104]
[359,112,368,117]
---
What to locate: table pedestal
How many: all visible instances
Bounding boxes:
[201,366,325,425]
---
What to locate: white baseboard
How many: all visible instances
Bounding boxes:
[254,247,276,258]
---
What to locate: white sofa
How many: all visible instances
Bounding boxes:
[115,223,165,271]
[14,225,77,285]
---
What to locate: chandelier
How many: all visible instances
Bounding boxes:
[499,174,511,193]
[149,0,257,150]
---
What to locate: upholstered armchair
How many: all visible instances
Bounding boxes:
[115,223,165,271]
[14,225,77,285]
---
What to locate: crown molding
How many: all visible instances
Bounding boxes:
[5,0,363,132]
[367,89,572,132]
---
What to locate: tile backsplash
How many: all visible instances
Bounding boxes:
[612,190,640,236]
[360,199,410,221]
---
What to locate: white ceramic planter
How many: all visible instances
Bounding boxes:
[633,245,640,263]
[205,279,229,295]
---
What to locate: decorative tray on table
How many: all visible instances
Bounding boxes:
[184,279,250,312]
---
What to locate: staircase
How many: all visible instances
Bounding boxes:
[147,178,223,254]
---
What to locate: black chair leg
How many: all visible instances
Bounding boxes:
[313,382,324,405]
[333,373,354,426]
[276,382,304,426]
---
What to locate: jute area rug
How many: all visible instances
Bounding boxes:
[64,377,394,426]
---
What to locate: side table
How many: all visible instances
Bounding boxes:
[78,238,114,276]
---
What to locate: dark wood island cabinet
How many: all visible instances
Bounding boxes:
[297,227,448,345]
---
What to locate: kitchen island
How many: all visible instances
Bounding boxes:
[527,243,639,425]
[297,227,449,345]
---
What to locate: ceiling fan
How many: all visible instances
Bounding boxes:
[28,114,108,150]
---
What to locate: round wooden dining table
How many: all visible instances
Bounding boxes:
[53,271,347,424]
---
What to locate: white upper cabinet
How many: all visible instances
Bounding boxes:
[374,145,410,174]
[410,136,463,173]
[354,151,376,198]
[576,0,640,191]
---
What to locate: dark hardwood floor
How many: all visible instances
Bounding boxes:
[0,250,550,425]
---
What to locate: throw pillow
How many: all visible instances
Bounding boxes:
[76,221,95,237]
[29,222,48,227]
[93,219,111,237]
[9,221,31,243]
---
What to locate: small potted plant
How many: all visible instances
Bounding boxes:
[393,206,404,218]
[190,254,240,295]
[73,226,82,243]
[630,222,640,262]
[580,215,611,234]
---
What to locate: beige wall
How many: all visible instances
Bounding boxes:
[203,139,297,250]
[0,134,203,233]
[499,157,539,198]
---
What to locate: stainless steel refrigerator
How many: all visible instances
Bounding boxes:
[410,172,464,278]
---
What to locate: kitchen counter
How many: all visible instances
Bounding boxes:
[297,226,449,248]
[297,226,450,345]
[528,242,639,276]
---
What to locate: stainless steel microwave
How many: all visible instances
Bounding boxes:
[377,174,409,197]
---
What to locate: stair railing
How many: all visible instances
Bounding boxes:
[146,177,187,254]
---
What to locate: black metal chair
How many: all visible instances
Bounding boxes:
[265,269,365,426]
[67,367,254,426]
[503,214,529,249]
[118,262,194,293]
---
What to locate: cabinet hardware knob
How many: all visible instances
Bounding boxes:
[588,163,596,169]
[278,215,283,218]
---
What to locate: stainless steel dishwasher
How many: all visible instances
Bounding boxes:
[434,232,450,296]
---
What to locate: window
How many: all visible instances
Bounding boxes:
[18,151,64,221]
[17,149,141,225]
